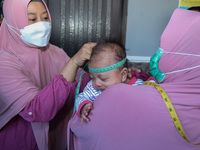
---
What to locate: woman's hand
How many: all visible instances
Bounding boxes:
[127,67,141,79]
[72,42,96,67]
[60,42,96,82]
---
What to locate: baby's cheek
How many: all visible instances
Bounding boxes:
[92,81,96,88]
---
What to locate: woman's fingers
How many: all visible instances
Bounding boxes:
[73,42,96,67]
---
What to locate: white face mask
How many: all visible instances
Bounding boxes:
[5,20,52,47]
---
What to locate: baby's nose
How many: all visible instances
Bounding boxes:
[94,79,102,87]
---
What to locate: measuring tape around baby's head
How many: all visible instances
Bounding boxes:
[144,81,200,145]
[88,58,127,73]
[73,57,127,111]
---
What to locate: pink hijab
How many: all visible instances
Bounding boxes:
[0,0,73,149]
[68,8,200,150]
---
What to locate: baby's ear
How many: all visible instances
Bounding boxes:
[121,68,128,83]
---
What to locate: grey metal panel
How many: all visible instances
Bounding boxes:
[47,0,127,57]
[60,0,66,49]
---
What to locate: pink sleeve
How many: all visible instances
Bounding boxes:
[147,76,158,84]
[19,74,77,122]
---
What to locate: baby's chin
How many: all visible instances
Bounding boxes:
[99,88,105,92]
[94,86,106,92]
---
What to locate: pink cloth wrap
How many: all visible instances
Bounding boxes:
[0,0,84,149]
[67,8,200,150]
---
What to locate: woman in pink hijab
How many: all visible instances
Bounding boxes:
[68,8,200,150]
[0,0,94,150]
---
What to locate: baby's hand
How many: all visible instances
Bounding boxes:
[81,103,93,124]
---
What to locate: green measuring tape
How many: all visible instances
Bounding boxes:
[73,63,87,111]
[88,58,127,73]
[144,81,200,145]
[74,58,127,110]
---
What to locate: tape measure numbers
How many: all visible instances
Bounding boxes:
[144,81,200,145]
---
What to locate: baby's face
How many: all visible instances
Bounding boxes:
[89,68,122,91]
[88,51,123,91]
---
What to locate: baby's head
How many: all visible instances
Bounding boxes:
[88,39,128,91]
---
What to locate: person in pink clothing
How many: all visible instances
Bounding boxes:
[75,40,157,123]
[68,8,200,150]
[0,0,95,150]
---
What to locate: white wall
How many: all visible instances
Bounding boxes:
[126,0,179,62]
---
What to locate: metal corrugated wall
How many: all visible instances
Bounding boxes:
[45,0,127,57]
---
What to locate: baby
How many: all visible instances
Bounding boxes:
[75,40,157,123]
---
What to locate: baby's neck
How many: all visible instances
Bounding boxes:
[124,78,131,84]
